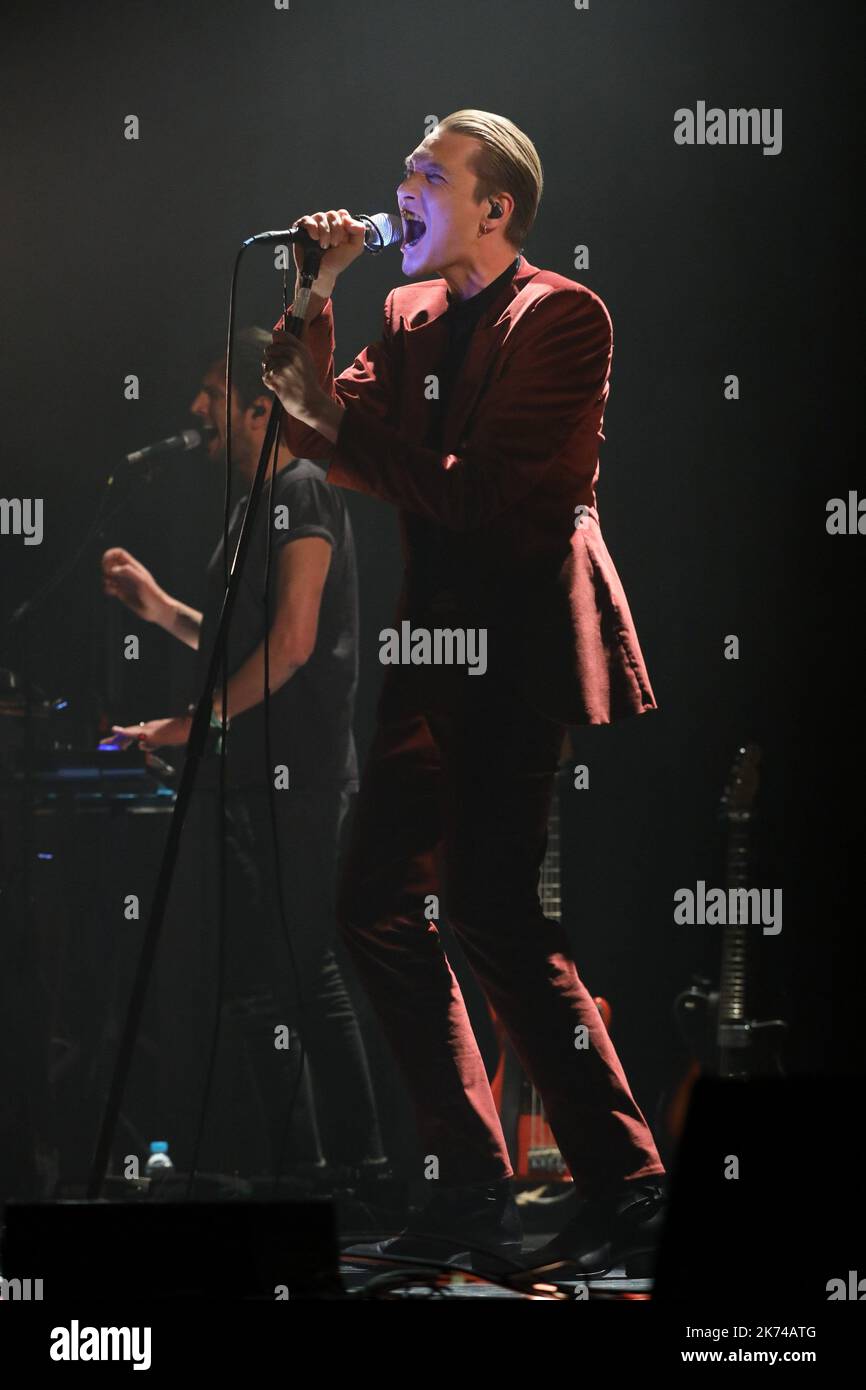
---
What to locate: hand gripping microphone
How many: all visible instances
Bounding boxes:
[243,211,403,253]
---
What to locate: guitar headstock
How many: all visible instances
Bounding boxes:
[719,742,762,821]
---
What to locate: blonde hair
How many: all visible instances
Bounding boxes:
[436,109,543,249]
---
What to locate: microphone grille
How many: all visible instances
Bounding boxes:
[364,211,403,250]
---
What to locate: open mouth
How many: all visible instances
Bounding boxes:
[402,212,427,247]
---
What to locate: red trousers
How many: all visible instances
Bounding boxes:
[337,656,665,1196]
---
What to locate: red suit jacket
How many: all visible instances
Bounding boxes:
[277,255,657,726]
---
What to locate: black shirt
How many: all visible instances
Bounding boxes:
[406,255,522,616]
[194,459,359,792]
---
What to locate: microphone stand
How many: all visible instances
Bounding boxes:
[87,237,325,1198]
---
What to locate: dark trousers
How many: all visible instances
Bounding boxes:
[218,782,386,1169]
[336,658,666,1196]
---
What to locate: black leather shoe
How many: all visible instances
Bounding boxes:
[342,1177,523,1276]
[525,1177,667,1279]
[298,1156,394,1189]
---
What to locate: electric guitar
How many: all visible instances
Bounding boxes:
[664,743,788,1140]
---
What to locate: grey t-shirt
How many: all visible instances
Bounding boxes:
[194,459,359,791]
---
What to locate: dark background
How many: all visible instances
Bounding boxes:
[1,0,862,1181]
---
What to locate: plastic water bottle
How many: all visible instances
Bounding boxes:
[144,1140,174,1178]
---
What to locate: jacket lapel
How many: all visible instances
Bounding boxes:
[396,259,541,448]
[399,306,448,441]
[434,257,540,450]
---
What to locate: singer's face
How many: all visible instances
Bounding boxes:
[190,364,229,461]
[190,362,250,469]
[397,130,492,279]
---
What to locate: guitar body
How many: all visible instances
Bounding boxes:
[664,983,787,1143]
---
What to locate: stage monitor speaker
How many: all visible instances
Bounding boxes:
[652,1075,861,1302]
[0,1198,342,1300]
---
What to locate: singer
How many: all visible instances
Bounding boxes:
[263,109,667,1275]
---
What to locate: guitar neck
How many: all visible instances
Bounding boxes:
[539,774,562,924]
[718,815,751,1028]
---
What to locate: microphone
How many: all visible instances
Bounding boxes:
[243,212,403,253]
[124,428,215,466]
